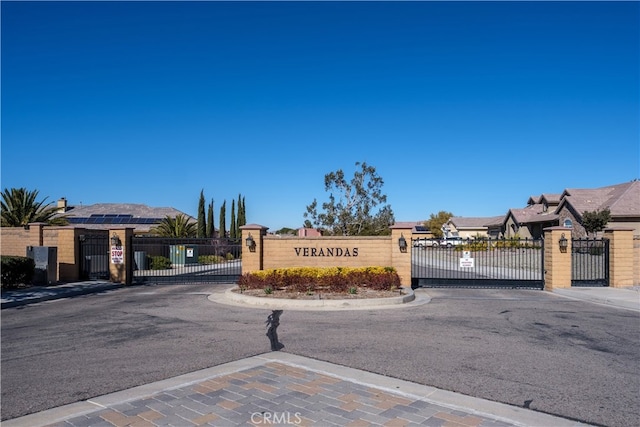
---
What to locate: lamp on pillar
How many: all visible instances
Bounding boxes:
[398,234,408,253]
[110,233,121,247]
[245,233,256,252]
[558,233,568,253]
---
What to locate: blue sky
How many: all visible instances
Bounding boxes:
[2,1,638,231]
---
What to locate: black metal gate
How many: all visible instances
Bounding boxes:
[132,237,242,284]
[571,238,609,287]
[412,238,544,289]
[79,234,109,280]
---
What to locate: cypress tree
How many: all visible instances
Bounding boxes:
[230,199,236,239]
[238,194,246,228]
[241,196,246,226]
[207,199,214,238]
[219,200,226,239]
[197,190,206,238]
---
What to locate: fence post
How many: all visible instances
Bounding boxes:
[109,228,134,285]
[604,228,634,288]
[390,224,412,288]
[240,224,268,275]
[543,227,572,290]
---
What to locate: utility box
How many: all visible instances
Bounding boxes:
[169,245,198,265]
[26,246,58,285]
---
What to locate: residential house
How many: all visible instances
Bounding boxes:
[555,180,640,237]
[503,197,560,239]
[297,227,322,237]
[442,216,506,239]
[54,199,194,235]
[503,180,640,239]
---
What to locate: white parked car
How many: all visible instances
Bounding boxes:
[439,237,465,247]
[413,238,439,248]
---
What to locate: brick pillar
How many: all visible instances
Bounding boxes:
[28,222,46,246]
[544,227,572,291]
[56,228,83,282]
[390,224,412,288]
[604,228,634,288]
[240,224,268,275]
[109,228,134,285]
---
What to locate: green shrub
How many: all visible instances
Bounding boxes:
[149,255,172,270]
[199,255,223,264]
[225,252,235,261]
[1,256,35,289]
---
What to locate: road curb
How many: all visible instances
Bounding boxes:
[213,286,423,311]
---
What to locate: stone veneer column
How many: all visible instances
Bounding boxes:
[109,228,134,285]
[390,224,413,288]
[604,228,634,288]
[240,224,268,275]
[543,227,572,291]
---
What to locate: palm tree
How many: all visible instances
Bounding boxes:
[150,214,197,237]
[1,188,68,227]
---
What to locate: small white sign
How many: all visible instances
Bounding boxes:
[462,251,471,259]
[187,248,194,258]
[111,246,123,264]
[460,258,475,268]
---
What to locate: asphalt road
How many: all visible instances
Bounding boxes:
[1,285,639,427]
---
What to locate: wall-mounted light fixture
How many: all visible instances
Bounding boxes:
[110,233,121,247]
[558,233,568,252]
[245,234,256,251]
[398,234,407,253]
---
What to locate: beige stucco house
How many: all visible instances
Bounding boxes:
[442,216,505,239]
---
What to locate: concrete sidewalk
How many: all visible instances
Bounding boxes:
[551,286,640,312]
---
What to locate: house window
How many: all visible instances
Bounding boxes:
[564,219,573,228]
[543,203,548,212]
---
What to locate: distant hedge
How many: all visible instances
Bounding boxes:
[1,256,35,289]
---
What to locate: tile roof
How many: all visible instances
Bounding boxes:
[561,180,639,218]
[449,216,505,228]
[508,204,559,225]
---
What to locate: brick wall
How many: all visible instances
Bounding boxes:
[1,225,87,282]
[263,236,392,269]
[0,224,45,256]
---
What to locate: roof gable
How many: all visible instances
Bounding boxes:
[558,181,639,219]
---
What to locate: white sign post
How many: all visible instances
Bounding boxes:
[460,250,474,268]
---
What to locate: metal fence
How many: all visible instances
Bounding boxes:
[571,238,609,286]
[412,238,544,289]
[132,237,242,284]
[79,234,110,280]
